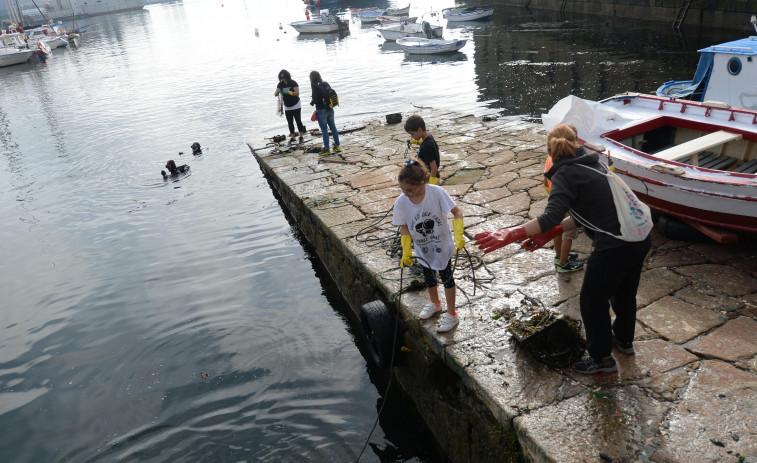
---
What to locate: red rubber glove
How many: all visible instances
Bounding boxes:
[474,226,527,254]
[521,225,563,252]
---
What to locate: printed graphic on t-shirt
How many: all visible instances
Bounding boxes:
[410,211,445,256]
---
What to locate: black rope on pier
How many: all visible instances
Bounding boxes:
[354,206,496,303]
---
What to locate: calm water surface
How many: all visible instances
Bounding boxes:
[0,0,733,461]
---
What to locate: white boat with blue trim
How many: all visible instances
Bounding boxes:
[395,37,466,54]
[656,28,757,110]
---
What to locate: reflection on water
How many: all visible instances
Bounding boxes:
[0,0,734,460]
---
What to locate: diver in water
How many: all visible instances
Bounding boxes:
[191,142,202,155]
[161,160,189,179]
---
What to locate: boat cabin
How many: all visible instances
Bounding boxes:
[603,115,757,173]
[656,37,757,110]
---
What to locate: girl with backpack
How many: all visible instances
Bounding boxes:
[474,124,652,375]
[309,71,340,156]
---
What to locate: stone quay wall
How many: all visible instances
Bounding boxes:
[496,0,757,28]
[249,108,757,463]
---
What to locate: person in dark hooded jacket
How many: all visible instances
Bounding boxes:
[474,123,652,375]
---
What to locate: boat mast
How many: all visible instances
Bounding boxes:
[28,0,52,24]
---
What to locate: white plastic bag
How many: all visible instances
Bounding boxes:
[276,94,283,117]
[570,162,653,242]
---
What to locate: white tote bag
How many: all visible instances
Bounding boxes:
[570,162,653,242]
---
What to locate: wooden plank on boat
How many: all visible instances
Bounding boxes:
[680,218,739,244]
[653,130,742,162]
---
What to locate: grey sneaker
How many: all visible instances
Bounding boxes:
[419,301,442,320]
[612,334,635,355]
[436,312,459,333]
[572,356,617,374]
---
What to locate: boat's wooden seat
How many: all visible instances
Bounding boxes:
[733,159,757,174]
[653,130,743,164]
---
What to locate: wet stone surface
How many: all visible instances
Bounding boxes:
[249,109,757,463]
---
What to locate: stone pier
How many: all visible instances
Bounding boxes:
[248,108,757,463]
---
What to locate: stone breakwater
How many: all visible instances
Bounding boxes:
[249,108,757,463]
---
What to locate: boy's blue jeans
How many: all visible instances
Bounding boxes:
[316,108,340,150]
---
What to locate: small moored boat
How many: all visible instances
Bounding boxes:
[0,33,35,67]
[542,93,757,239]
[290,9,348,34]
[376,20,442,41]
[442,7,494,22]
[358,5,410,23]
[395,37,466,54]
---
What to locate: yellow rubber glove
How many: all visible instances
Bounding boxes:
[400,234,414,268]
[408,138,422,146]
[453,218,464,253]
[429,176,439,185]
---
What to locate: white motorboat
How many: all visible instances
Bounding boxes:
[656,35,757,110]
[290,9,349,34]
[376,20,442,41]
[542,93,757,239]
[442,7,494,22]
[396,37,466,54]
[25,25,70,50]
[0,33,34,67]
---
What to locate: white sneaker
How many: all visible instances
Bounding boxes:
[436,312,459,333]
[418,301,442,320]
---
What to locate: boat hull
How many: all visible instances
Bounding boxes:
[0,49,35,67]
[442,8,494,22]
[396,37,466,54]
[376,23,442,41]
[542,93,757,234]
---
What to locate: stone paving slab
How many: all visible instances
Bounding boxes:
[638,296,727,343]
[249,109,757,463]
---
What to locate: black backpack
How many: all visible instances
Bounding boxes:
[320,81,339,108]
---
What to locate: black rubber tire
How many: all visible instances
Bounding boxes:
[656,214,707,242]
[359,301,396,369]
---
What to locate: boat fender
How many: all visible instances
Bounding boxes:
[359,300,396,369]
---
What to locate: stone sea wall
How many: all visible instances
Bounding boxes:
[495,0,757,28]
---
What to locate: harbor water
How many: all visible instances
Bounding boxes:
[0,0,740,461]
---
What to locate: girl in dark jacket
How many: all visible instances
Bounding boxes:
[275,69,306,145]
[309,70,340,156]
[474,123,652,374]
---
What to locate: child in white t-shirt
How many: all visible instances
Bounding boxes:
[392,159,465,333]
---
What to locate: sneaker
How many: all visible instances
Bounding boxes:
[436,312,459,333]
[332,145,341,153]
[319,148,331,156]
[288,137,296,145]
[555,260,584,273]
[419,301,442,320]
[612,334,635,355]
[554,252,579,264]
[299,136,304,144]
[572,356,617,374]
